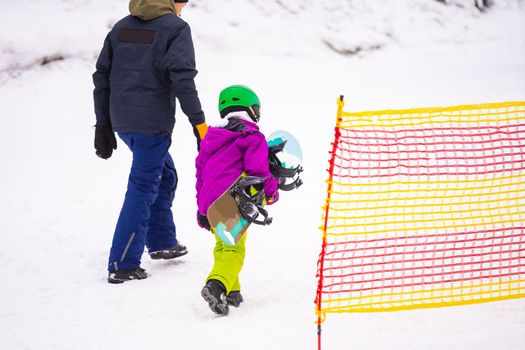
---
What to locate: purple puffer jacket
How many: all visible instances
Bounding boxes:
[196,118,279,219]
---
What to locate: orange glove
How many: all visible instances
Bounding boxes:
[193,122,208,151]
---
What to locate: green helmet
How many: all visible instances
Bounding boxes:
[218,85,261,122]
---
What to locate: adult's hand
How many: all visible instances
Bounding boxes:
[94,125,117,159]
[193,122,208,151]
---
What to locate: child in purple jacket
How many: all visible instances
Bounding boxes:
[195,85,279,315]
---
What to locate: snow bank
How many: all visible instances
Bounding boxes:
[1,0,524,75]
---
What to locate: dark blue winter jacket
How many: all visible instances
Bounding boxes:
[93,11,205,135]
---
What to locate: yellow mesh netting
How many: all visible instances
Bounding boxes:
[316,100,525,317]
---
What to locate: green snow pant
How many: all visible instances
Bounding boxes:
[206,232,247,293]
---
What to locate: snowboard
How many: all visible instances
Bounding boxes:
[207,130,302,246]
[207,175,252,246]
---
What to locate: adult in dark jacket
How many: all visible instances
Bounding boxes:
[93,0,207,284]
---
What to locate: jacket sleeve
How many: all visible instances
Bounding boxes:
[92,33,112,127]
[162,22,205,126]
[243,133,280,205]
[195,151,203,202]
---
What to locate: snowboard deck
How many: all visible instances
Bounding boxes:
[207,175,250,246]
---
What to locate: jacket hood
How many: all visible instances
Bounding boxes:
[129,0,175,21]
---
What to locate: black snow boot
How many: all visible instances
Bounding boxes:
[149,241,188,260]
[226,291,243,307]
[107,268,148,284]
[201,279,229,316]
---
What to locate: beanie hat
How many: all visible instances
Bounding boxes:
[130,0,176,20]
[174,0,188,2]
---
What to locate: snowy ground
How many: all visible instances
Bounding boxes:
[1,1,525,349]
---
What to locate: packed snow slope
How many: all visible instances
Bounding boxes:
[0,1,524,349]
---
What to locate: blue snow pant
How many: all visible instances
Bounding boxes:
[108,133,178,272]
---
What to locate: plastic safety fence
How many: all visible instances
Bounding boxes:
[316,100,525,321]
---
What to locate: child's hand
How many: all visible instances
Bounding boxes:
[266,191,279,205]
[197,210,211,231]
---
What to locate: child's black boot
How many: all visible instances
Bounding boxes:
[201,279,229,315]
[226,291,243,307]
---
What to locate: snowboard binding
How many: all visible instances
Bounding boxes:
[268,140,304,191]
[230,176,273,226]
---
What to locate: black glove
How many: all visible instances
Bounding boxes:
[197,211,211,231]
[94,125,117,159]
